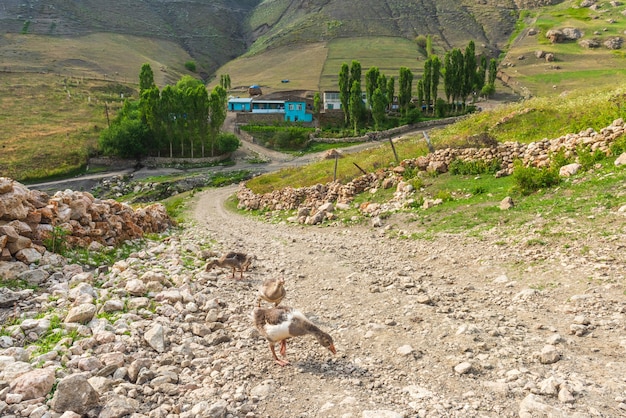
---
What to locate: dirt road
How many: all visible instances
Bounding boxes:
[188,183,626,417]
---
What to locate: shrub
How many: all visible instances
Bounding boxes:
[184,61,197,72]
[449,158,501,175]
[216,133,240,154]
[610,133,626,156]
[400,108,422,125]
[42,226,70,255]
[549,148,572,170]
[576,144,605,170]
[512,160,560,195]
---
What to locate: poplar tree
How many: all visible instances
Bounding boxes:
[398,67,413,114]
[349,80,364,136]
[371,88,386,130]
[209,85,228,157]
[430,55,441,115]
[386,77,395,110]
[139,63,155,95]
[338,63,350,124]
[365,66,380,110]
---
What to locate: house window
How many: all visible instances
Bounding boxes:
[297,104,302,111]
[289,104,295,110]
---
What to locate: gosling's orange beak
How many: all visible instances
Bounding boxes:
[328,344,337,355]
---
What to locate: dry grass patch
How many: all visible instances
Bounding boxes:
[0,73,130,181]
[209,43,329,93]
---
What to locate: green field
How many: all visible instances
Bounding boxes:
[502,0,626,97]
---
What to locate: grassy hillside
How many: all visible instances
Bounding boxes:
[0,73,129,182]
[0,0,261,77]
[0,33,195,87]
[500,0,626,96]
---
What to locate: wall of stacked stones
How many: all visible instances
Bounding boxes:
[237,119,625,213]
[0,178,173,263]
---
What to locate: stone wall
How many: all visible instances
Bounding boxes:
[237,118,626,218]
[0,179,174,263]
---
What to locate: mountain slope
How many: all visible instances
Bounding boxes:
[0,0,261,78]
[245,0,521,57]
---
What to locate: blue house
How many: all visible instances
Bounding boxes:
[227,95,313,123]
[228,98,252,112]
[284,100,313,122]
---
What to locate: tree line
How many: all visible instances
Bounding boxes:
[99,64,238,159]
[337,40,498,132]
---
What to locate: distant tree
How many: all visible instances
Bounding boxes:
[398,67,413,114]
[338,63,350,124]
[187,85,210,158]
[98,101,149,159]
[140,86,164,153]
[184,61,197,72]
[139,63,156,95]
[371,88,386,130]
[422,59,432,113]
[349,80,364,136]
[430,55,441,114]
[386,77,395,110]
[416,79,424,110]
[160,85,181,158]
[176,75,203,91]
[365,66,380,110]
[216,132,240,154]
[209,85,228,156]
[477,55,488,94]
[443,51,453,104]
[313,92,321,126]
[488,58,498,86]
[426,35,433,56]
[463,40,477,106]
[377,73,388,106]
[220,74,232,90]
[349,60,362,91]
[415,35,427,50]
[449,48,465,111]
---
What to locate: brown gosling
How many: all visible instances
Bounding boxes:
[205,252,251,280]
[257,277,286,307]
[252,306,336,366]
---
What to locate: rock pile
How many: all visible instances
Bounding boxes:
[0,178,173,262]
[237,119,626,224]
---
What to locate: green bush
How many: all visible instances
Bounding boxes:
[549,149,572,170]
[512,160,561,195]
[216,133,241,153]
[449,158,501,175]
[576,144,605,170]
[610,134,626,156]
[184,61,197,72]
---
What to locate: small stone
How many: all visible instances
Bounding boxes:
[396,345,414,356]
[539,344,561,364]
[454,362,473,375]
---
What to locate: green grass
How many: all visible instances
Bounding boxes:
[503,0,626,96]
[246,136,430,194]
[430,85,626,146]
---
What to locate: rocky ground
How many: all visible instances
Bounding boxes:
[2,112,626,417]
[1,178,625,418]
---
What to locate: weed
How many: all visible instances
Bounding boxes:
[576,144,606,170]
[449,158,501,175]
[526,238,547,246]
[512,160,561,195]
[42,226,71,255]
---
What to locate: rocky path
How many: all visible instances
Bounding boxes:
[188,184,626,417]
[1,180,624,418]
